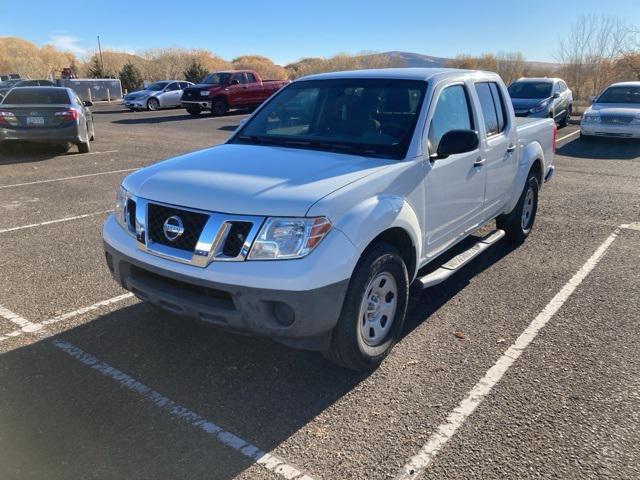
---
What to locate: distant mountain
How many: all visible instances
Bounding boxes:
[370,51,562,71]
[380,51,449,68]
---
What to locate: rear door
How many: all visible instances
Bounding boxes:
[423,82,486,256]
[474,81,518,214]
[243,72,264,104]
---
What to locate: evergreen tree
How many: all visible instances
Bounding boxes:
[183,60,208,84]
[119,62,143,92]
[87,55,114,79]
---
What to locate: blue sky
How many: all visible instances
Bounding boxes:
[2,0,639,64]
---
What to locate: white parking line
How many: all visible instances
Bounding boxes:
[51,339,315,480]
[395,226,621,480]
[0,210,112,234]
[65,149,118,157]
[0,293,133,343]
[42,293,134,326]
[0,168,138,190]
[557,129,580,143]
[0,305,42,333]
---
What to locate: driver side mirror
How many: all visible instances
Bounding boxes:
[552,92,560,99]
[432,130,479,160]
[83,100,93,107]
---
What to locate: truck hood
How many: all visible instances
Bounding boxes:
[123,144,391,217]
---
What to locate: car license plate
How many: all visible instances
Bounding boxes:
[27,116,45,126]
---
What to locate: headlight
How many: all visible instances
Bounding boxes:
[115,185,131,231]
[583,113,600,123]
[248,217,332,260]
[529,102,549,114]
[200,91,210,97]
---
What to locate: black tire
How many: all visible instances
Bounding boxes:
[211,97,228,116]
[559,105,572,128]
[186,105,201,116]
[323,243,409,371]
[77,140,90,153]
[496,173,539,244]
[89,121,95,141]
[147,97,159,111]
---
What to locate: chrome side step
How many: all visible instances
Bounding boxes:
[417,229,505,289]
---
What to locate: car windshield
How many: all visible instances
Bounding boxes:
[2,88,70,104]
[201,73,231,85]
[508,82,553,99]
[146,82,168,91]
[597,86,640,104]
[230,79,427,160]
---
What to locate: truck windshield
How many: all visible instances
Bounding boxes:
[231,79,427,160]
[597,86,640,104]
[201,73,232,85]
[508,82,552,99]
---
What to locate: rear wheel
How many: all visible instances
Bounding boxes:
[211,97,228,116]
[147,97,159,111]
[77,140,90,153]
[323,243,409,371]
[89,120,95,141]
[496,173,539,243]
[186,105,202,116]
[559,105,572,128]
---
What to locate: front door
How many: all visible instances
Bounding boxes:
[424,83,486,258]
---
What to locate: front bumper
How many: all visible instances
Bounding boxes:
[182,100,211,109]
[581,123,640,139]
[0,124,80,143]
[103,215,356,350]
[123,98,148,109]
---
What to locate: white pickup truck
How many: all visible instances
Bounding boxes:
[104,68,556,370]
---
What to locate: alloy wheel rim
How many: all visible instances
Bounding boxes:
[522,187,535,231]
[358,272,398,347]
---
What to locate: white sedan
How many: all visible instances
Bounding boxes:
[581,82,640,139]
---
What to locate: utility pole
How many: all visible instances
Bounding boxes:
[97,35,105,76]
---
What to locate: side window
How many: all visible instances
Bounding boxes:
[180,82,189,89]
[489,83,507,133]
[230,74,245,85]
[559,81,567,92]
[166,82,179,91]
[475,82,507,136]
[428,84,473,154]
[244,73,257,83]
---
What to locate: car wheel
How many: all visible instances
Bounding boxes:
[77,140,90,153]
[147,98,159,111]
[323,243,409,371]
[496,172,539,244]
[559,105,571,128]
[89,121,95,141]
[211,97,228,116]
[186,105,202,116]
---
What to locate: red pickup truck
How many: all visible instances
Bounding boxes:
[181,70,289,116]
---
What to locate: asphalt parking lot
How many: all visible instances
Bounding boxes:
[1,105,639,480]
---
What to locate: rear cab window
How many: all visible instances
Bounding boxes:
[3,88,70,104]
[475,82,508,137]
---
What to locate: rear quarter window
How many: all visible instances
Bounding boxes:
[3,88,70,104]
[475,82,507,136]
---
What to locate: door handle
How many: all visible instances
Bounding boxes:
[474,157,486,167]
[507,144,517,152]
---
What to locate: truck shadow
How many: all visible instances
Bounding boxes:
[112,110,250,126]
[557,137,640,161]
[0,234,517,479]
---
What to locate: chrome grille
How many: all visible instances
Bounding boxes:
[127,196,264,267]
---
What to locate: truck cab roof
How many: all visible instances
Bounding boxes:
[297,67,491,82]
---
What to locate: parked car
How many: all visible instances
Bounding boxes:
[181,70,289,116]
[104,68,556,370]
[0,73,21,82]
[0,79,56,100]
[581,82,640,139]
[508,77,573,127]
[0,87,95,153]
[123,81,194,111]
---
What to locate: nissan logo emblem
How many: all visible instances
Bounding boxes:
[163,215,184,242]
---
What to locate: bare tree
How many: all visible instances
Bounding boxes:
[557,14,637,99]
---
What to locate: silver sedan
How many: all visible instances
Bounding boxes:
[123,81,193,111]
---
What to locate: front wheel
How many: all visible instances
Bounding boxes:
[559,105,572,128]
[496,173,539,243]
[323,243,409,371]
[186,105,201,116]
[210,97,228,116]
[147,97,159,111]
